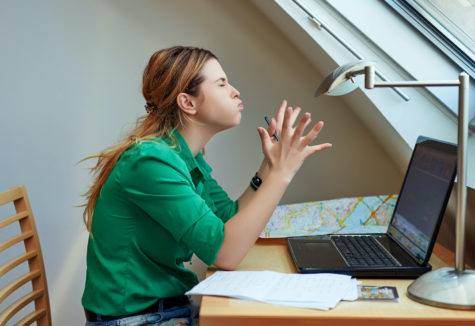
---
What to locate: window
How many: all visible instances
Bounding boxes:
[385,0,475,78]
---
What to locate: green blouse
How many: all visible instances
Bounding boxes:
[82,130,238,316]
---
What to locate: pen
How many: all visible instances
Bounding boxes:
[264,116,279,141]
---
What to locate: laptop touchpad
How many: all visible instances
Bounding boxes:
[296,240,347,268]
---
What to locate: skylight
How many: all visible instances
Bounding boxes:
[385,0,475,78]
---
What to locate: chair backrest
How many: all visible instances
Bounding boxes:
[0,185,51,326]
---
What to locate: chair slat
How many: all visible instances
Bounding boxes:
[0,186,24,207]
[0,289,43,326]
[0,211,29,229]
[0,270,41,303]
[0,231,34,252]
[0,251,38,278]
[0,185,51,325]
[14,308,46,326]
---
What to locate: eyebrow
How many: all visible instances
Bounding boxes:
[214,77,227,83]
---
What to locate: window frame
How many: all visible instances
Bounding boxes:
[384,0,475,79]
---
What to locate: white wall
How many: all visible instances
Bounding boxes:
[0,0,402,324]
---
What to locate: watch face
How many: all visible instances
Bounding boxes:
[252,176,262,186]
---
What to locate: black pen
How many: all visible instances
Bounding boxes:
[264,116,279,141]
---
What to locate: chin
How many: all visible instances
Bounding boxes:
[234,116,242,126]
[219,113,242,131]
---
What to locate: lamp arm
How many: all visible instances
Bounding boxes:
[363,65,460,88]
[372,81,460,87]
[346,69,366,78]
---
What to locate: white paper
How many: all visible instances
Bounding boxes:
[186,271,357,310]
[341,278,359,301]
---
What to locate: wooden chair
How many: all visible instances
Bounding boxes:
[0,185,51,326]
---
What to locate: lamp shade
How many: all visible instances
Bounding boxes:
[315,60,371,97]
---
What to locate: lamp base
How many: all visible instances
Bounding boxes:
[407,267,475,310]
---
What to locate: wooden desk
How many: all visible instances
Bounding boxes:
[200,239,475,325]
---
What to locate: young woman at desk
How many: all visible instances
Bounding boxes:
[81,46,331,325]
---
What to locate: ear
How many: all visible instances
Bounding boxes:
[176,93,198,116]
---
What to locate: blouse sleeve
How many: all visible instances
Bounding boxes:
[204,176,239,223]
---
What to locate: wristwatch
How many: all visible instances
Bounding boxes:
[250,172,262,191]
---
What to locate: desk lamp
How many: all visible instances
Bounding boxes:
[315,60,475,309]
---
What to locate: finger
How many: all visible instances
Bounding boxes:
[304,143,333,159]
[299,121,324,150]
[282,107,294,137]
[267,118,277,139]
[276,99,286,126]
[271,118,281,141]
[257,127,273,153]
[292,112,311,144]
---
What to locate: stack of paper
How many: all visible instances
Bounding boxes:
[186,271,357,310]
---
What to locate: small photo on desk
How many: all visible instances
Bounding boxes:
[357,286,399,301]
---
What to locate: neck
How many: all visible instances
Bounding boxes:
[177,123,217,157]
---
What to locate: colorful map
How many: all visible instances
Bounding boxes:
[260,195,398,238]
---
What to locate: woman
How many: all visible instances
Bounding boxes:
[81,46,331,325]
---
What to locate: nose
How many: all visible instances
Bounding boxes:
[231,85,240,98]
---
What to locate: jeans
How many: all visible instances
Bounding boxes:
[85,297,200,326]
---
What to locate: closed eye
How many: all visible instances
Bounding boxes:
[215,77,228,86]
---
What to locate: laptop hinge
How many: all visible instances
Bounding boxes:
[387,230,425,265]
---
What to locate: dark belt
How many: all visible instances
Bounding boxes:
[84,295,189,322]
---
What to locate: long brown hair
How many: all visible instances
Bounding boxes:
[81,46,217,232]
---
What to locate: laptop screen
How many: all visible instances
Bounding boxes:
[388,138,457,264]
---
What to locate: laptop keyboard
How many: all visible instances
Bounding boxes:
[332,236,400,267]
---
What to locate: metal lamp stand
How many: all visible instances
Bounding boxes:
[360,66,475,309]
[318,62,475,309]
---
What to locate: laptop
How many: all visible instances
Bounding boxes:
[287,136,457,278]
